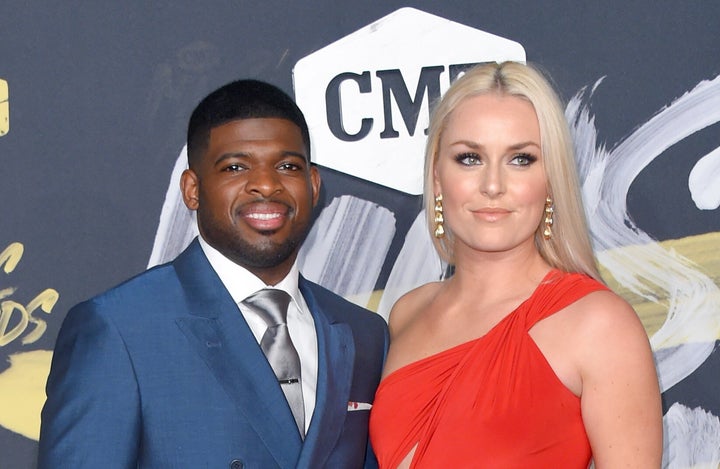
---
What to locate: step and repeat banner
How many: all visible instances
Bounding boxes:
[1,2,719,467]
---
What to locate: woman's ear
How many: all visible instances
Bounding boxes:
[433,167,441,196]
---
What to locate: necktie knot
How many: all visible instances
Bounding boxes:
[242,289,292,327]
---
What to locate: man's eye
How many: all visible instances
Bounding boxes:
[455,152,481,166]
[223,164,244,172]
[278,163,302,171]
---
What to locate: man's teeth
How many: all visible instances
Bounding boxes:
[247,213,281,220]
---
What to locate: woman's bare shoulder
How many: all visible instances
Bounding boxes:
[568,289,645,340]
[387,281,444,337]
[561,288,655,381]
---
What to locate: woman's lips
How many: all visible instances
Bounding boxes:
[472,207,511,222]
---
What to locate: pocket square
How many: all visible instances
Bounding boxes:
[347,401,372,411]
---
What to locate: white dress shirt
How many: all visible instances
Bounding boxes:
[198,237,318,432]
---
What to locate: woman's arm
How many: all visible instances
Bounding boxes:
[577,291,663,468]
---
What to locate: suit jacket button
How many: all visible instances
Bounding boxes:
[230,460,243,469]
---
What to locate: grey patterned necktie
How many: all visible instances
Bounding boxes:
[242,289,305,438]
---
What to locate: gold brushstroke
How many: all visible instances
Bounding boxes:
[0,79,8,136]
[0,350,52,440]
[600,231,720,338]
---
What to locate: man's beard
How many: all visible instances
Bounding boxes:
[199,213,311,270]
[223,230,305,269]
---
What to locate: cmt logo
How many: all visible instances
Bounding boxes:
[294,8,525,195]
[0,79,8,137]
[325,64,481,142]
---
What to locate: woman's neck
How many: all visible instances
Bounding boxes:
[448,244,551,303]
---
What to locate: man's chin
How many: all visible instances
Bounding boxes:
[231,242,298,270]
[255,228,280,237]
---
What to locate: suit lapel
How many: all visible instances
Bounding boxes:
[173,241,302,468]
[296,279,356,469]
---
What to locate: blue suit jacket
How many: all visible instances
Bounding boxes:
[38,240,389,468]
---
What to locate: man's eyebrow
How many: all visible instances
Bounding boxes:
[282,150,308,161]
[213,150,308,164]
[213,152,249,164]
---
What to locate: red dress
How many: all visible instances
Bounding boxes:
[369,270,607,468]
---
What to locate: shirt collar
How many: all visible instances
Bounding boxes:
[198,236,303,310]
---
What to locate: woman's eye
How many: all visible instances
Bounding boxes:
[511,153,537,166]
[455,152,481,166]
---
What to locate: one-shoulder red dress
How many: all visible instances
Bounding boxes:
[369,270,607,468]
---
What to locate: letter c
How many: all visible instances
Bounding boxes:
[325,72,373,142]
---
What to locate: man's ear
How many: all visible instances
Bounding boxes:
[180,169,199,210]
[310,165,321,207]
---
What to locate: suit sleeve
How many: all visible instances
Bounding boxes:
[38,300,141,468]
[364,439,380,469]
[364,314,389,469]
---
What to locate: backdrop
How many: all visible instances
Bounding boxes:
[1,2,719,467]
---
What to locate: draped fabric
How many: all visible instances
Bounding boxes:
[369,270,608,468]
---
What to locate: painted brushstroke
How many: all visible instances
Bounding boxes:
[298,195,396,307]
[689,147,720,210]
[662,402,720,468]
[0,350,53,440]
[567,75,720,391]
[147,147,196,268]
[376,210,445,320]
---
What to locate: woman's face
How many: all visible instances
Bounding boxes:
[434,93,547,259]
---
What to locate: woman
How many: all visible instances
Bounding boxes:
[369,62,662,468]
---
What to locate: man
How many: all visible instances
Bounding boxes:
[38,80,389,468]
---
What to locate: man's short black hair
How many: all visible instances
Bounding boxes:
[186,79,311,168]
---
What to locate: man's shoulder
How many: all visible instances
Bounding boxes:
[81,242,205,309]
[74,261,180,314]
[301,278,386,328]
[302,278,362,310]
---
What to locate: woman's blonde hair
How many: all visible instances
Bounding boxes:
[424,61,600,280]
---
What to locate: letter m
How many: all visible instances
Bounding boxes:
[376,66,444,138]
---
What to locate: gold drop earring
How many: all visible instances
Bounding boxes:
[434,194,445,238]
[543,196,554,240]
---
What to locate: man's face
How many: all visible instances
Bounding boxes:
[181,118,320,284]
